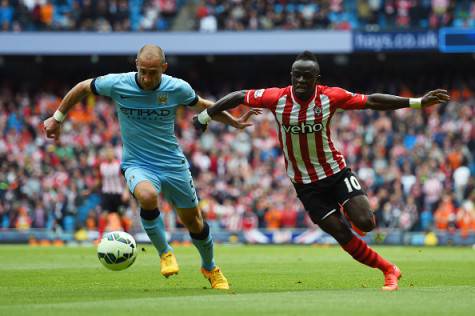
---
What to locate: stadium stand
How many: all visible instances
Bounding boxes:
[0,53,474,236]
[194,0,474,31]
[0,0,474,32]
[0,0,183,31]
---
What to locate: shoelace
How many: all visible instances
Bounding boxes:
[210,269,226,284]
[162,253,173,265]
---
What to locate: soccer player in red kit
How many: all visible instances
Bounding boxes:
[194,51,450,291]
[97,147,130,240]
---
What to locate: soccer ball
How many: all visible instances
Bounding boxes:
[97,231,137,271]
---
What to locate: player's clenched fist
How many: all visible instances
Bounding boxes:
[43,116,62,140]
[192,115,208,133]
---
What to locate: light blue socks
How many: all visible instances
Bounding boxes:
[190,222,216,271]
[140,208,172,256]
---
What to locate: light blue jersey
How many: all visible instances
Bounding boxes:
[92,72,197,171]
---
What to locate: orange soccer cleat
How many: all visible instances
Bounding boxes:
[201,266,230,290]
[160,251,179,278]
[382,265,402,291]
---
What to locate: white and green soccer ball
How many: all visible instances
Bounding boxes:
[97,231,137,271]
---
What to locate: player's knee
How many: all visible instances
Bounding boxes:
[353,210,376,232]
[135,189,158,209]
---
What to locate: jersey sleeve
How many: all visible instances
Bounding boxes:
[176,79,198,107]
[244,88,281,110]
[91,74,121,97]
[325,86,368,111]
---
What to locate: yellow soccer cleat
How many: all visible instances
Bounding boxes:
[201,266,230,290]
[160,252,179,278]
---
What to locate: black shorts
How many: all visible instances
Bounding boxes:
[101,193,123,213]
[293,168,366,223]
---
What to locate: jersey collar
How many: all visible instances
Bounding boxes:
[291,85,318,106]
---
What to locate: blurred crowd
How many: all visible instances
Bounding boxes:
[195,0,475,32]
[0,81,474,235]
[196,0,475,32]
[0,0,180,32]
[1,0,475,32]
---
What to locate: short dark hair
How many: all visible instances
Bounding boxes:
[295,51,318,63]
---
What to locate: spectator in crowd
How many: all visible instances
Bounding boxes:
[457,191,475,236]
[0,0,473,32]
[2,0,179,32]
[434,193,457,231]
[0,0,14,31]
[193,0,472,32]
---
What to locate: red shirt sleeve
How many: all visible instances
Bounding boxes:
[244,88,282,111]
[324,86,368,111]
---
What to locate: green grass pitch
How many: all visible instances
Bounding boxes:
[0,244,474,316]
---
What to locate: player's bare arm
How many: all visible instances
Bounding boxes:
[365,89,450,110]
[206,90,247,116]
[43,78,94,140]
[192,93,260,131]
[193,90,249,131]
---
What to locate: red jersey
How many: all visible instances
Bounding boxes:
[245,85,367,184]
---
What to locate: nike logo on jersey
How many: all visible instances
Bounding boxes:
[120,95,135,99]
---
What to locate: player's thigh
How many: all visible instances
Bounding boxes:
[123,167,161,205]
[161,169,202,232]
[293,183,339,224]
[161,169,198,209]
[343,195,375,231]
[334,169,374,231]
[334,169,367,206]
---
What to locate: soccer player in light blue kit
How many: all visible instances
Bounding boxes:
[43,44,259,289]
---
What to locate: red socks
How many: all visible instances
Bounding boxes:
[97,215,107,239]
[342,235,393,273]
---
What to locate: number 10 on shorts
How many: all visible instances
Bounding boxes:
[344,176,361,193]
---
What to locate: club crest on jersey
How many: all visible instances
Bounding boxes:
[314,106,322,116]
[157,94,168,104]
